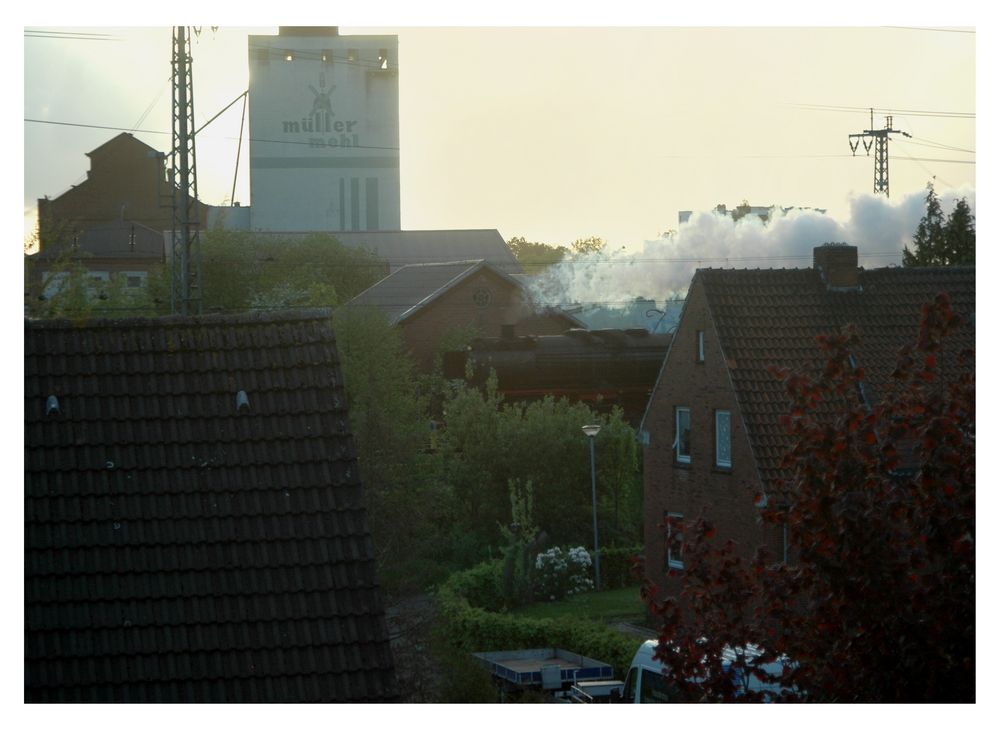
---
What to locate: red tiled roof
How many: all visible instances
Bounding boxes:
[24,310,399,702]
[699,265,975,493]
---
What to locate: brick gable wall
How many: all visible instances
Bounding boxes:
[400,270,571,371]
[642,277,766,598]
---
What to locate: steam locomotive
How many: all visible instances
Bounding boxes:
[443,328,671,425]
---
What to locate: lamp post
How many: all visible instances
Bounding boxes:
[581,424,602,591]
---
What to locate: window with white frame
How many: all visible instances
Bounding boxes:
[697,330,705,363]
[674,407,691,464]
[715,410,732,469]
[665,512,684,570]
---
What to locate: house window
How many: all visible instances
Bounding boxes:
[697,330,705,363]
[715,410,732,469]
[321,48,333,63]
[674,407,691,464]
[347,48,358,62]
[378,48,389,69]
[665,512,684,570]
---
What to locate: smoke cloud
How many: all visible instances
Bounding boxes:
[527,186,975,310]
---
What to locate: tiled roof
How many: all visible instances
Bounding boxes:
[699,265,975,493]
[344,260,586,329]
[344,260,489,324]
[24,310,398,702]
[38,220,165,260]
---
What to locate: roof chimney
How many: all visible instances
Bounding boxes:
[813,243,859,289]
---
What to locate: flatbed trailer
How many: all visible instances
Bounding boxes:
[472,648,615,701]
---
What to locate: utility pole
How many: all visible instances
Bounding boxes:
[849,108,912,197]
[171,26,201,315]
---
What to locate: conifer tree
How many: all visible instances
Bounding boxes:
[903,184,975,266]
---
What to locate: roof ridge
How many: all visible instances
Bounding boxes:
[25,308,334,330]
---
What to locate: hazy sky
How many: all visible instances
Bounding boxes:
[19,9,980,260]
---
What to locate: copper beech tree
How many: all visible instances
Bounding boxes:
[641,294,974,702]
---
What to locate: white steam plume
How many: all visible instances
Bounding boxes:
[527,186,975,310]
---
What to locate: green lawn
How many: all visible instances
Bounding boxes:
[511,586,647,624]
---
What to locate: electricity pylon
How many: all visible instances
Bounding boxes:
[170,26,201,315]
[849,108,912,197]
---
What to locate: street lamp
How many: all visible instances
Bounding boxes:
[582,423,602,591]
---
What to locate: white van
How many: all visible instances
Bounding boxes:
[619,640,794,703]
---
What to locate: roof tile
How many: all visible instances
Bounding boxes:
[25,310,398,702]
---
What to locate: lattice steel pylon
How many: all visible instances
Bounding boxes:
[849,108,912,197]
[171,26,202,315]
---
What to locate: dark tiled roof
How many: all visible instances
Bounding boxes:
[24,310,398,702]
[699,265,975,492]
[344,260,586,329]
[343,260,495,324]
[39,220,165,260]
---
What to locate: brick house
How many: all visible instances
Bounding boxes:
[28,220,167,298]
[342,259,582,371]
[25,310,398,702]
[638,244,975,597]
[37,132,207,249]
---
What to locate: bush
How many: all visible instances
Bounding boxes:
[534,546,593,601]
[436,561,643,678]
[594,545,644,590]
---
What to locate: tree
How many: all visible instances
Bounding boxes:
[570,236,606,256]
[440,387,641,559]
[24,250,167,320]
[330,306,454,594]
[943,197,976,266]
[903,184,975,266]
[643,294,974,702]
[200,230,384,312]
[506,235,568,274]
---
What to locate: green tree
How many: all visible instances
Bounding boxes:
[570,235,607,256]
[331,306,456,594]
[943,197,976,266]
[903,184,975,266]
[439,387,641,562]
[24,250,166,320]
[200,229,384,312]
[506,235,569,274]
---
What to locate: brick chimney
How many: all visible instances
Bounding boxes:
[813,243,859,289]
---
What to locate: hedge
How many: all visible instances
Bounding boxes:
[435,558,645,678]
[593,545,644,590]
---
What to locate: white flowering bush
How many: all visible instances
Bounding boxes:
[533,546,594,601]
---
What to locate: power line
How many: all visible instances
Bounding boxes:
[882,26,975,34]
[24,30,120,42]
[792,103,974,119]
[24,117,402,152]
[906,136,975,154]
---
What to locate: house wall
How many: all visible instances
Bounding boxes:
[38,137,176,246]
[641,276,766,598]
[400,271,572,371]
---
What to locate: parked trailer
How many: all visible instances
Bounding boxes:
[472,648,615,701]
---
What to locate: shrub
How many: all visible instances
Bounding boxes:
[534,546,593,601]
[436,561,643,678]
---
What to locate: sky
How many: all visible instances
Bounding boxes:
[19,10,980,266]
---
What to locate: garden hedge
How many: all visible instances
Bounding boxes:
[435,553,645,678]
